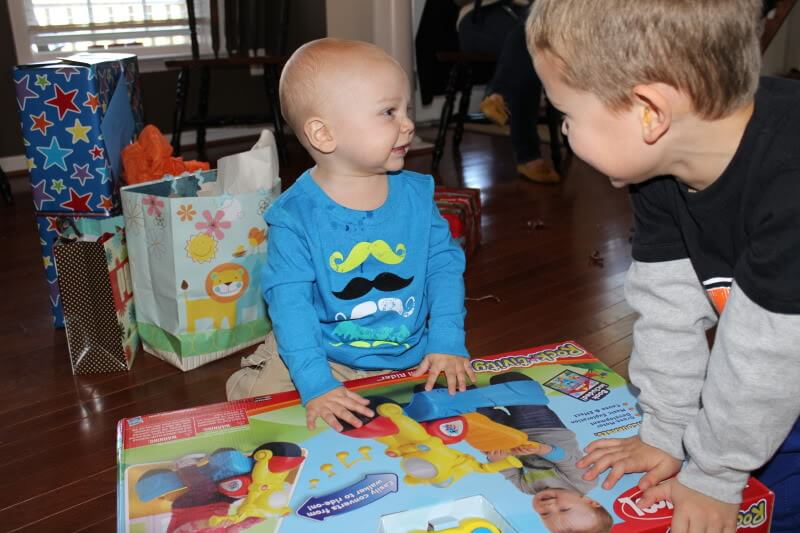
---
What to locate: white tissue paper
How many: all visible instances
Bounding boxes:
[214,129,280,195]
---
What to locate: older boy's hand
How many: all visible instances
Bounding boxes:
[576,435,682,490]
[411,353,476,394]
[637,478,739,533]
[305,386,373,432]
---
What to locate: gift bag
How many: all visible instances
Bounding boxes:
[53,226,139,373]
[121,169,280,371]
[37,213,125,327]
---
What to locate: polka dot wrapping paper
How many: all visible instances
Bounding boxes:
[53,228,139,374]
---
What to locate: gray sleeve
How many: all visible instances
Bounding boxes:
[524,427,597,494]
[678,282,800,503]
[501,466,532,494]
[625,259,718,460]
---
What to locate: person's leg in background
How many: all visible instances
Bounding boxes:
[755,417,800,532]
[483,22,560,183]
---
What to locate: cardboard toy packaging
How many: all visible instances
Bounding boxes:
[116,341,774,532]
[13,52,143,215]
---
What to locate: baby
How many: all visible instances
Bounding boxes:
[228,39,474,432]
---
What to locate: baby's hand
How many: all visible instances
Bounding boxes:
[411,353,477,394]
[576,435,682,490]
[305,386,373,432]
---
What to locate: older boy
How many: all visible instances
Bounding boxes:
[227,39,474,432]
[527,1,800,531]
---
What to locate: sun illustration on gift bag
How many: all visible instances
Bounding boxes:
[186,233,217,263]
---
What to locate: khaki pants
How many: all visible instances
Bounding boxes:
[226,332,392,401]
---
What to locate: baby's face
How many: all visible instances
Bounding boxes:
[533,488,603,531]
[322,55,415,176]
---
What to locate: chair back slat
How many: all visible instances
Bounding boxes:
[210,0,220,58]
[224,0,237,56]
[187,0,200,58]
[183,0,290,58]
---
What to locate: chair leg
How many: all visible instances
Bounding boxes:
[0,166,13,205]
[453,64,472,152]
[171,67,191,156]
[545,99,563,174]
[196,65,211,161]
[264,65,288,165]
[432,64,461,172]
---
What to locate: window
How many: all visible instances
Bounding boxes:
[8,1,209,67]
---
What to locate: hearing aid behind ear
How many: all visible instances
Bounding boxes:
[643,107,653,126]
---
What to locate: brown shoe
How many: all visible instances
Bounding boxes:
[480,93,510,126]
[517,159,561,184]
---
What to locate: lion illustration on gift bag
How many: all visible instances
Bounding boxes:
[183,263,250,332]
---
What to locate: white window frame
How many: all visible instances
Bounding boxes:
[6,1,212,73]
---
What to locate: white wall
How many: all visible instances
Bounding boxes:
[325,0,375,42]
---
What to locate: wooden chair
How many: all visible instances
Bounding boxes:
[431,51,569,174]
[0,165,12,205]
[165,0,289,163]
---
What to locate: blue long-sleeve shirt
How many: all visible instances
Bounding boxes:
[262,169,468,404]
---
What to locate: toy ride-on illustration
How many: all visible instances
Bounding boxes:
[135,441,305,529]
[341,372,559,488]
[408,516,502,533]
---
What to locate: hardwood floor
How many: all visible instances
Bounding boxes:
[0,128,636,532]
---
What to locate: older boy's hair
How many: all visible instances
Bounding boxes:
[527,0,762,119]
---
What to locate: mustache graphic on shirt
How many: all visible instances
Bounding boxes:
[332,273,414,300]
[329,240,407,273]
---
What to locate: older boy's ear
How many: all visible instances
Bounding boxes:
[304,117,336,154]
[633,84,671,145]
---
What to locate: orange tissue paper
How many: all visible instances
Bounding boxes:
[121,125,209,185]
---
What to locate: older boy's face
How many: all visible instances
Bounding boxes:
[323,57,415,176]
[533,52,661,188]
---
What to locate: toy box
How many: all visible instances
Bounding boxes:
[13,52,143,215]
[116,341,773,532]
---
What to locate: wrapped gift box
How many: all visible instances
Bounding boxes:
[435,186,481,258]
[13,52,143,215]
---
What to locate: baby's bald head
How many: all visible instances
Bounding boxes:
[279,38,399,138]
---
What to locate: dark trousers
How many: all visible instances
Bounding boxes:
[755,417,800,532]
[458,4,543,163]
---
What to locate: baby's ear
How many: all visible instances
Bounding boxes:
[304,117,336,154]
